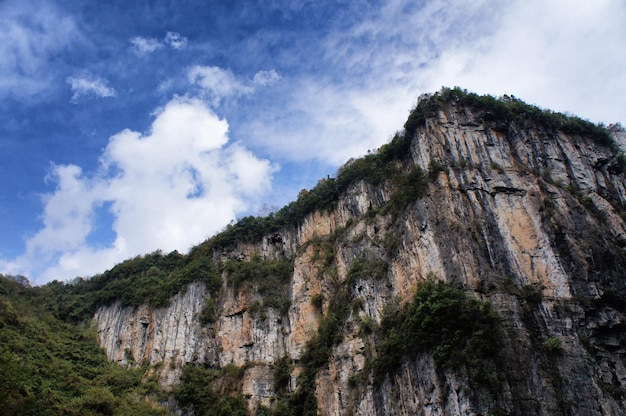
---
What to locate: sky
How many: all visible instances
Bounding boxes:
[1,0,625,285]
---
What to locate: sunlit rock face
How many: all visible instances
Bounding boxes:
[94,98,626,415]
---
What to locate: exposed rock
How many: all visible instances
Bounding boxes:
[94,96,626,415]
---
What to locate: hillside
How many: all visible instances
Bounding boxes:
[2,87,626,415]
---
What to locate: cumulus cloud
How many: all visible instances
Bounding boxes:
[130,36,163,55]
[0,0,80,99]
[67,75,117,101]
[165,31,188,49]
[8,97,275,283]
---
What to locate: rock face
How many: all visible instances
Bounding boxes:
[94,95,626,415]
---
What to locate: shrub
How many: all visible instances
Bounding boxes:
[0,275,171,415]
[382,165,428,217]
[273,355,293,396]
[346,257,389,283]
[372,278,502,390]
[225,257,292,315]
[542,337,563,353]
[520,284,544,304]
[48,249,222,323]
[199,298,217,325]
[428,159,449,179]
[175,364,248,416]
[310,294,323,310]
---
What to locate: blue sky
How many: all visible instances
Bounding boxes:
[2,0,625,284]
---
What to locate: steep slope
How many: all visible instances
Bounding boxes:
[0,275,170,415]
[89,88,626,415]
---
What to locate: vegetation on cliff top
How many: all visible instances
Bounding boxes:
[205,127,415,251]
[405,86,621,154]
[47,248,222,323]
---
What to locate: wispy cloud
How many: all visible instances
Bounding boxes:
[188,66,281,106]
[417,0,626,123]
[241,0,626,169]
[0,0,80,99]
[165,31,188,49]
[130,36,162,55]
[253,70,281,86]
[131,31,188,55]
[3,97,275,283]
[188,66,251,104]
[67,75,117,101]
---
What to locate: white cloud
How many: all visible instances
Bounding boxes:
[187,66,282,107]
[130,36,163,55]
[188,65,253,105]
[165,31,188,49]
[418,0,626,123]
[131,32,188,55]
[253,70,281,86]
[0,0,80,99]
[245,80,405,165]
[243,0,626,168]
[7,97,275,283]
[67,75,117,101]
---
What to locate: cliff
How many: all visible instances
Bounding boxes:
[93,89,626,415]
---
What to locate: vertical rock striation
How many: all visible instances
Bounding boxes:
[94,93,626,415]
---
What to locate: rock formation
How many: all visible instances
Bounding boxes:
[94,89,626,415]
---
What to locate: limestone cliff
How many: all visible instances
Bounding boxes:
[94,90,626,415]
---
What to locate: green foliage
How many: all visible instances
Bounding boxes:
[502,279,544,305]
[199,298,217,325]
[273,355,293,396]
[404,94,440,134]
[47,249,222,323]
[225,256,292,315]
[358,315,378,335]
[383,166,428,216]
[205,132,416,255]
[209,215,283,251]
[372,279,502,390]
[310,294,323,309]
[618,154,626,174]
[519,284,544,304]
[310,234,339,274]
[0,274,171,415]
[346,256,389,283]
[175,364,248,416]
[382,232,400,257]
[542,337,564,353]
[0,347,31,412]
[428,159,449,179]
[336,133,413,187]
[406,87,621,154]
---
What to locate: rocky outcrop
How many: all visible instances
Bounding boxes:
[94,282,212,386]
[94,95,626,415]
